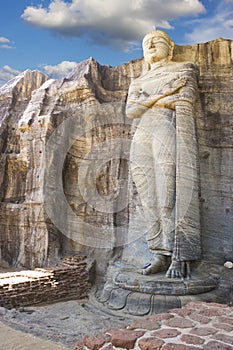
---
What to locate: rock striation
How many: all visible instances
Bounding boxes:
[0,70,48,267]
[0,39,232,303]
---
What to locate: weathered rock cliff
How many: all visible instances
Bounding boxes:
[0,39,232,284]
[0,70,48,267]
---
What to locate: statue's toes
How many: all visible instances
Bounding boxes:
[175,269,181,278]
[166,268,181,278]
[137,267,151,275]
[165,269,172,278]
[171,269,178,278]
[142,268,150,275]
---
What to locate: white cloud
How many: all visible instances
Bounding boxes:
[186,1,233,43]
[3,65,21,75]
[42,60,77,79]
[22,0,205,49]
[0,44,13,49]
[0,61,77,86]
[0,36,14,49]
[0,36,10,43]
[0,65,21,85]
[0,61,77,87]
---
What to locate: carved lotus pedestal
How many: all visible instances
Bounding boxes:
[96,263,221,316]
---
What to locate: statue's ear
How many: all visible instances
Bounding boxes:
[146,62,151,71]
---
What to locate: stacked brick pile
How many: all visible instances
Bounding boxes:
[76,302,233,350]
[0,255,90,309]
[62,256,86,267]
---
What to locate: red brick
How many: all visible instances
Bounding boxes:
[198,307,225,317]
[188,312,211,324]
[107,329,145,349]
[163,343,202,350]
[212,322,233,332]
[191,327,218,336]
[180,334,205,345]
[217,316,233,326]
[83,334,109,350]
[138,337,164,350]
[151,328,181,339]
[169,308,193,317]
[149,313,174,322]
[212,333,233,345]
[164,317,194,328]
[203,340,233,350]
[129,319,160,331]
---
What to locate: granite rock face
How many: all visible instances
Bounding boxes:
[0,39,232,288]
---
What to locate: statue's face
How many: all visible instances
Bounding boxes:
[143,32,170,64]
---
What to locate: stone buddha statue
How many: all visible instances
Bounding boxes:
[126,30,201,279]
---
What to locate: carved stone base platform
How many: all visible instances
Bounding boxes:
[114,268,218,295]
[96,265,221,316]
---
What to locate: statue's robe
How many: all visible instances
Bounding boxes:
[126,61,201,261]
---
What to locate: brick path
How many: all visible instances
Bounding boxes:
[76,302,233,350]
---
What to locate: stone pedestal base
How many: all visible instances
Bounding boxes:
[96,264,221,316]
[114,268,218,295]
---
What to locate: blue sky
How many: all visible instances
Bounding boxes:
[0,0,233,86]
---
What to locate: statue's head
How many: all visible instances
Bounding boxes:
[142,30,174,69]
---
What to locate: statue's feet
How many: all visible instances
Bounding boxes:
[166,260,191,279]
[139,255,168,275]
[166,260,181,278]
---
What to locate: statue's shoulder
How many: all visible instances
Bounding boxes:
[170,61,199,72]
[168,61,199,79]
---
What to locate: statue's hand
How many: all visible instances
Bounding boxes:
[172,77,187,91]
[139,93,162,108]
[161,77,187,95]
[166,260,191,279]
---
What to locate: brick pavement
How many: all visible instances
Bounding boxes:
[76,302,233,350]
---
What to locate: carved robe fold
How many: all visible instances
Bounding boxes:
[126,61,201,261]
